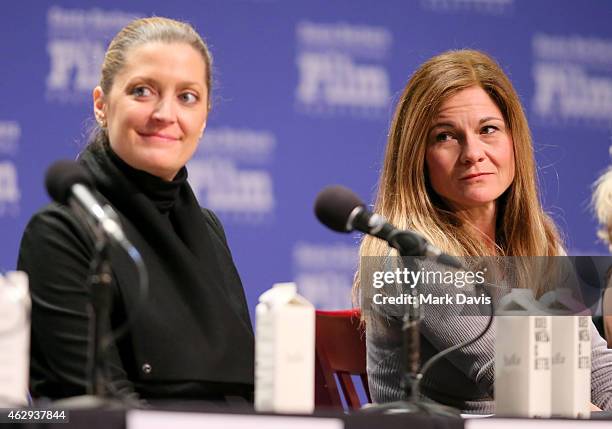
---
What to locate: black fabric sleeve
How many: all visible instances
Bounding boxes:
[201,208,229,245]
[17,205,137,400]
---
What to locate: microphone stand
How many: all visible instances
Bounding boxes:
[88,240,114,398]
[52,218,132,410]
[362,232,461,417]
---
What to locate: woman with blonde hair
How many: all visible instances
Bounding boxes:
[358,49,612,413]
[593,162,612,347]
[19,17,253,402]
[593,162,612,253]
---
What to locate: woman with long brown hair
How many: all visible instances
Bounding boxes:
[358,49,612,413]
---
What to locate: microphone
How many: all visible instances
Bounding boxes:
[45,160,127,246]
[314,185,462,268]
[314,185,469,418]
[44,160,148,404]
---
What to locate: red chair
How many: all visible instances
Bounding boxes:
[315,308,371,410]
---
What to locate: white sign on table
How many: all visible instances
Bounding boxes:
[466,418,610,429]
[126,410,343,429]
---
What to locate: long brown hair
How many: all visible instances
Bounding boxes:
[356,49,563,300]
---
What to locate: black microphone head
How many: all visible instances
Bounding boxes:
[314,185,365,233]
[45,160,94,205]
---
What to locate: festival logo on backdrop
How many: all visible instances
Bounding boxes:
[45,6,138,104]
[292,241,358,310]
[532,33,612,126]
[188,127,276,224]
[295,21,392,117]
[420,0,514,14]
[0,121,21,218]
[0,121,20,157]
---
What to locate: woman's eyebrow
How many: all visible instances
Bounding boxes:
[126,76,157,84]
[430,121,455,130]
[125,76,203,89]
[479,116,503,124]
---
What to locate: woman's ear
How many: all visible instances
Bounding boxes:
[93,86,107,127]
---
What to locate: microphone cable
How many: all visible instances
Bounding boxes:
[409,279,494,402]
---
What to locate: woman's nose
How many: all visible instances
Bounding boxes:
[151,96,176,123]
[460,133,486,164]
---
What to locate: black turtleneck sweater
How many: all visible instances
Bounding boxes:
[18,144,254,402]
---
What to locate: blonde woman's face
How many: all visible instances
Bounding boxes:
[425,86,515,211]
[93,42,208,181]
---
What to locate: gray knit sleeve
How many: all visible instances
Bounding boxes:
[590,321,612,409]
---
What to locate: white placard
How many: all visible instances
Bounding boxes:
[0,271,30,407]
[466,418,610,429]
[255,282,315,413]
[539,290,591,418]
[126,410,343,429]
[495,289,552,418]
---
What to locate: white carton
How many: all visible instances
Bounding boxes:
[0,271,30,406]
[255,282,315,414]
[495,288,551,417]
[539,289,591,418]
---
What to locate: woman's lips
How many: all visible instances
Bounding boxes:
[137,132,179,141]
[460,172,493,180]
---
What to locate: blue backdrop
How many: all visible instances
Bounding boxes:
[1,0,612,313]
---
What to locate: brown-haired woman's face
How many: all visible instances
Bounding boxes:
[93,42,208,180]
[425,86,515,212]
